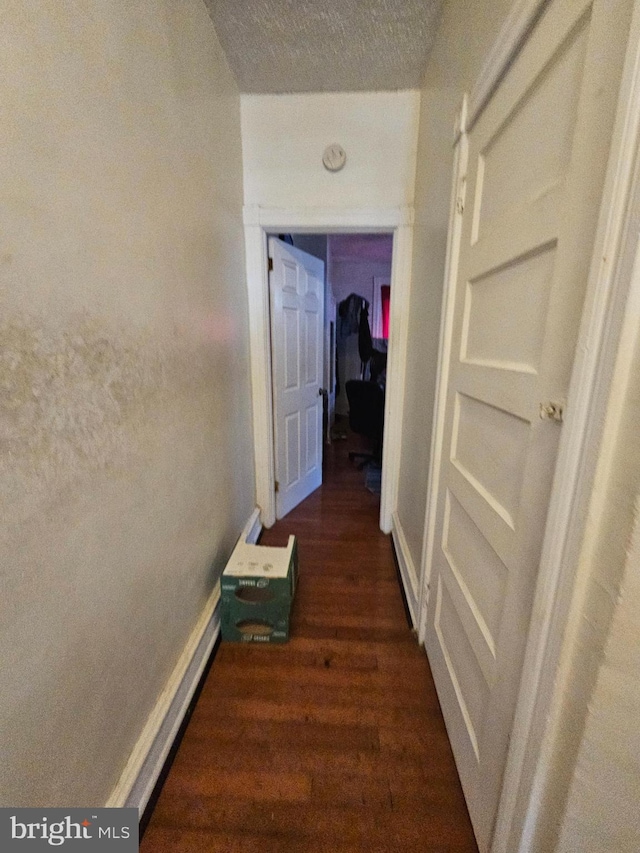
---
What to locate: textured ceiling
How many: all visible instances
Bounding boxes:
[204,0,444,93]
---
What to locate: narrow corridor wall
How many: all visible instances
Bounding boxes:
[0,0,254,807]
[395,0,513,579]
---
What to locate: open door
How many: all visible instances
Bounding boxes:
[269,238,325,519]
[423,0,632,849]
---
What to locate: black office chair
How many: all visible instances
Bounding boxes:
[345,380,385,470]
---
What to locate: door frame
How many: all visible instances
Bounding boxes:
[324,287,337,445]
[243,204,414,531]
[417,0,640,850]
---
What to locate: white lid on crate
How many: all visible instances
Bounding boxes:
[223,535,296,579]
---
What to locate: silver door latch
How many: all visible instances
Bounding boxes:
[540,401,564,422]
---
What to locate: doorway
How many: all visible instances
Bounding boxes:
[267,233,394,521]
[243,206,414,533]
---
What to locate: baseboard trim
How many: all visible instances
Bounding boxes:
[106,586,221,814]
[391,511,419,628]
[242,507,262,545]
[106,508,262,816]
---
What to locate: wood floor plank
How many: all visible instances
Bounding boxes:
[217,645,380,671]
[205,661,436,692]
[144,826,468,853]
[149,797,477,848]
[141,434,478,852]
[199,696,444,729]
[160,767,312,803]
[166,741,457,782]
[184,719,381,752]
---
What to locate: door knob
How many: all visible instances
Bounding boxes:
[539,401,564,422]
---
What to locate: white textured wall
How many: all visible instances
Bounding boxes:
[395,0,513,573]
[329,260,391,307]
[290,235,328,264]
[241,91,420,209]
[537,310,640,852]
[0,0,254,807]
[557,498,640,852]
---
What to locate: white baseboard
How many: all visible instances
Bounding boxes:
[391,511,419,628]
[242,507,262,545]
[106,508,262,815]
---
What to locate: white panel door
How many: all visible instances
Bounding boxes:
[424,0,632,850]
[269,238,325,519]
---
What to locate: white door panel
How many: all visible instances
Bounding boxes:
[424,0,633,849]
[270,238,324,519]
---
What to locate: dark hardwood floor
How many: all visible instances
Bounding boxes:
[141,432,479,852]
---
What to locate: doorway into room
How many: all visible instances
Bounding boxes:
[267,232,394,521]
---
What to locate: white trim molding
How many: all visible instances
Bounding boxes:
[243,205,415,533]
[106,509,262,815]
[241,507,263,545]
[379,223,414,533]
[391,511,419,628]
[417,95,469,645]
[243,204,414,230]
[468,0,550,130]
[244,225,277,528]
[492,4,640,850]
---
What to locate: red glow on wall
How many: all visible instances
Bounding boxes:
[381,285,391,339]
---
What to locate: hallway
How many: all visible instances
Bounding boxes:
[141,437,478,852]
